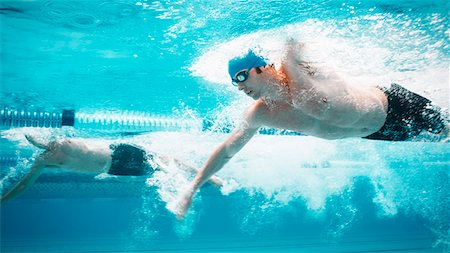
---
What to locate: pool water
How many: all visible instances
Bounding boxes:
[1,0,449,252]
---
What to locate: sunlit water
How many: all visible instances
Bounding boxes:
[1,0,449,252]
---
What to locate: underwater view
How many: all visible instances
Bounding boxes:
[1,0,449,252]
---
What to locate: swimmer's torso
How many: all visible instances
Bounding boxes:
[260,64,388,139]
[45,139,112,173]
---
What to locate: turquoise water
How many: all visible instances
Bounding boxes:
[1,0,449,252]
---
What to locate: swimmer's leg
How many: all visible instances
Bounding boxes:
[25,134,49,149]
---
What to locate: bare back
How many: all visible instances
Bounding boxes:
[43,139,112,173]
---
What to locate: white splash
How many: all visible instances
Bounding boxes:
[189,17,449,107]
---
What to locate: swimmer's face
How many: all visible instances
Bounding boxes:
[235,67,264,100]
[236,66,276,100]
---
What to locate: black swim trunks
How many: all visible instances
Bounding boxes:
[364,83,447,141]
[108,143,155,176]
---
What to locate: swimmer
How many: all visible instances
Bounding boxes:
[174,39,449,219]
[0,135,223,205]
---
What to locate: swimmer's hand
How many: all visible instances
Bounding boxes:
[173,185,197,220]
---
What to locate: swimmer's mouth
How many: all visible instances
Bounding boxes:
[245,90,253,95]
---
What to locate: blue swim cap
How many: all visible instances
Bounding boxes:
[228,50,267,78]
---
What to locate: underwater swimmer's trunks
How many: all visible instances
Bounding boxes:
[108,143,155,176]
[363,83,446,141]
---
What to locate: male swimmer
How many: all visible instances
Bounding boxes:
[174,39,448,219]
[1,135,223,205]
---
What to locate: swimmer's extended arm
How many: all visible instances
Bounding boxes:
[0,157,46,205]
[173,101,264,219]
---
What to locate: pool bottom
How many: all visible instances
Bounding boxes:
[1,227,441,253]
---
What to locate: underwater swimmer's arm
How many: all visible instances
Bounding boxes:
[194,101,266,189]
[173,102,264,219]
[1,156,46,205]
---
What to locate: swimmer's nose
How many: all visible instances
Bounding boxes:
[237,83,245,90]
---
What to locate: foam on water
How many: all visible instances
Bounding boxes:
[131,132,449,241]
[1,128,449,245]
[190,16,449,107]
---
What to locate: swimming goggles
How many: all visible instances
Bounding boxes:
[231,69,250,86]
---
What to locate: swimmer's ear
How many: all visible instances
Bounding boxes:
[25,134,49,149]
